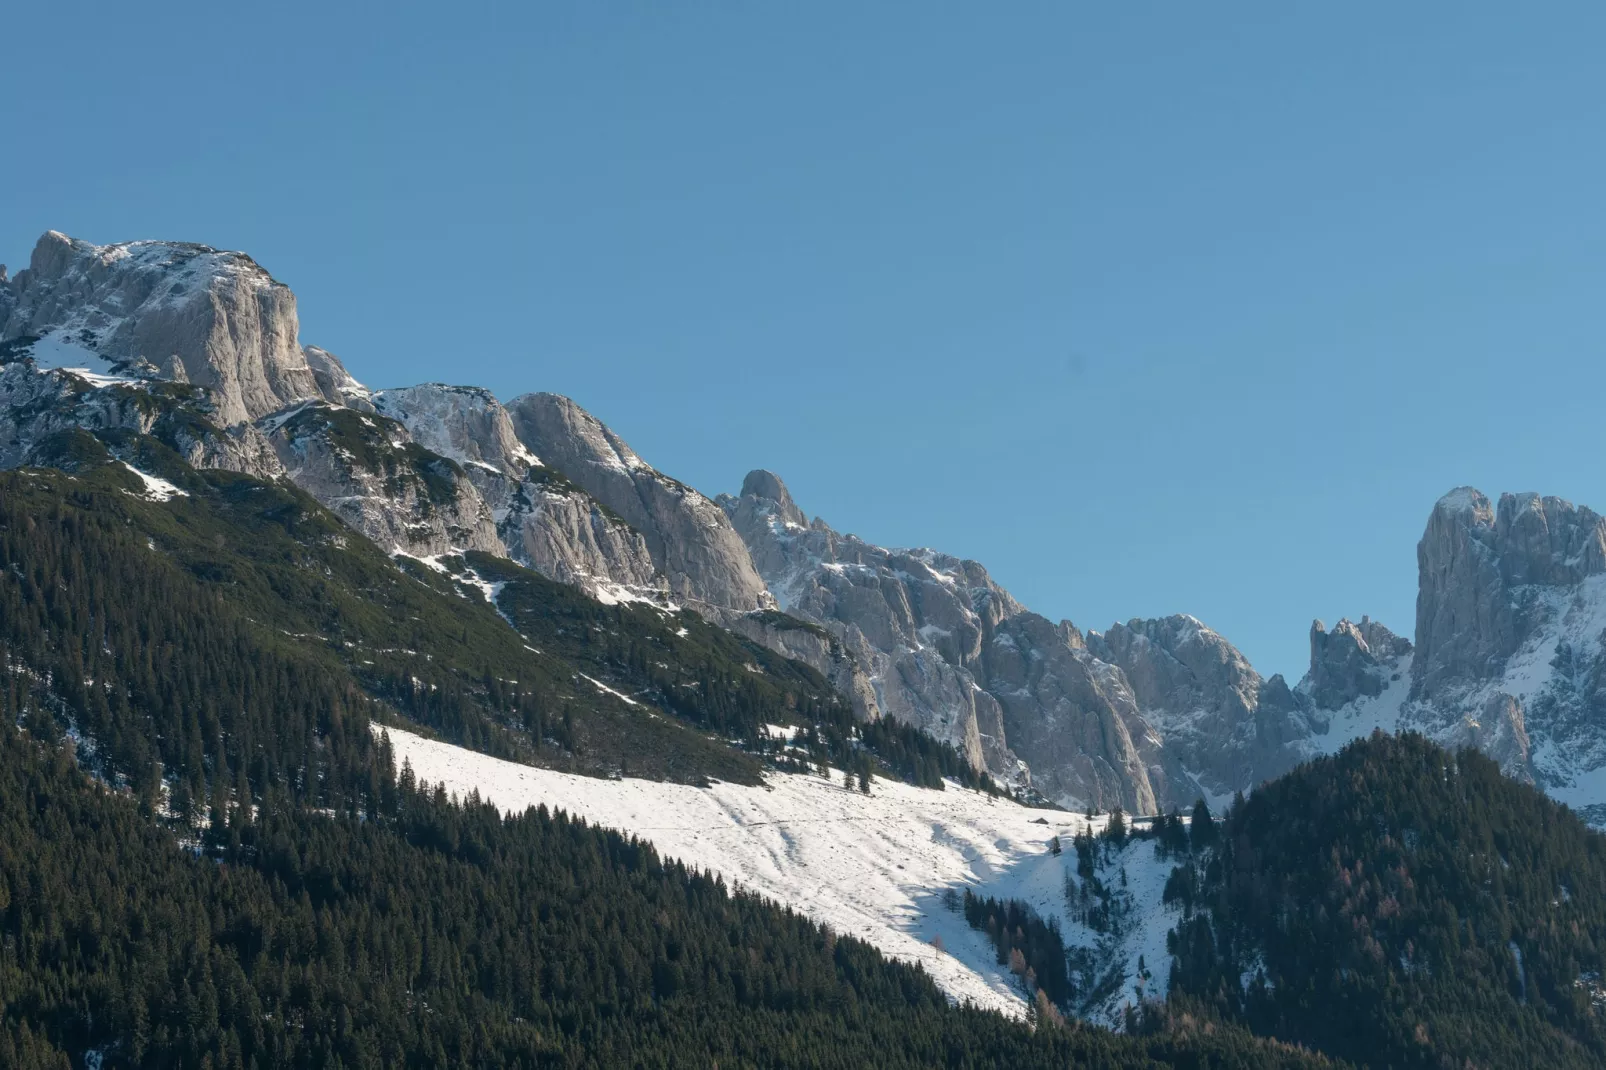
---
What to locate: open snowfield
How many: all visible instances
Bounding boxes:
[379,724,1180,1022]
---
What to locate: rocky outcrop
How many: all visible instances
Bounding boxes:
[496,471,667,602]
[1305,616,1411,711]
[1399,488,1606,790]
[0,358,282,479]
[264,403,503,558]
[723,611,882,724]
[367,384,667,602]
[1415,488,1606,700]
[722,468,1354,810]
[725,469,1249,807]
[1297,488,1606,811]
[303,346,372,409]
[507,393,771,614]
[0,234,678,607]
[372,385,537,477]
[720,469,1027,777]
[0,232,329,426]
[1087,616,1317,800]
[983,614,1166,813]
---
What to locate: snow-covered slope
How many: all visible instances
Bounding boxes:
[380,724,1179,1025]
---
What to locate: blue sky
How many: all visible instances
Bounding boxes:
[6,3,1606,679]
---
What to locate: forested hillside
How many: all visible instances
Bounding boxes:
[0,439,985,798]
[0,446,1335,1066]
[1166,732,1606,1069]
[5,441,1605,1068]
[0,444,1337,1066]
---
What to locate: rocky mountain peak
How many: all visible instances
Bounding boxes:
[1493,491,1606,587]
[1305,616,1411,711]
[1087,614,1318,801]
[1415,486,1606,699]
[739,469,806,527]
[1,231,336,426]
[506,392,771,614]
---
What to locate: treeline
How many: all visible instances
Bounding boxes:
[1165,731,1606,1069]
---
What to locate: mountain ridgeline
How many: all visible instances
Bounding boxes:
[9,229,1606,819]
[5,229,1606,1067]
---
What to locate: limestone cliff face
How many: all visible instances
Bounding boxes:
[1293,489,1606,817]
[1403,489,1606,792]
[372,385,537,477]
[719,469,1255,807]
[719,470,1028,780]
[368,384,666,602]
[1414,488,1606,700]
[0,232,335,426]
[507,393,772,615]
[721,469,1352,810]
[983,614,1167,813]
[1086,616,1316,800]
[1305,616,1411,711]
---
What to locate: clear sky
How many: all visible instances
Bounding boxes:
[6,3,1606,679]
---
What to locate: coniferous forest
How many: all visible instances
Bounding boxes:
[0,455,1339,1067]
[1165,732,1606,1069]
[2,447,1606,1067]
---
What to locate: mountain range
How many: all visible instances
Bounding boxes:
[6,229,1604,821]
[8,229,1606,1067]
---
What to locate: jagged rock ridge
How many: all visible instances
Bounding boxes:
[26,231,1606,820]
[507,393,772,615]
[1296,487,1606,823]
[720,469,1315,810]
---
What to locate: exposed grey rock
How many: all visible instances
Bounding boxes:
[303,346,372,410]
[720,469,1026,775]
[983,613,1164,812]
[1459,692,1532,779]
[0,360,283,478]
[1302,487,1606,804]
[1087,616,1319,800]
[1,232,328,426]
[264,403,503,558]
[496,472,667,602]
[1306,616,1412,710]
[1413,488,1518,699]
[368,383,668,602]
[372,385,537,477]
[720,468,1257,803]
[724,611,882,724]
[507,393,771,614]
[1402,488,1606,784]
